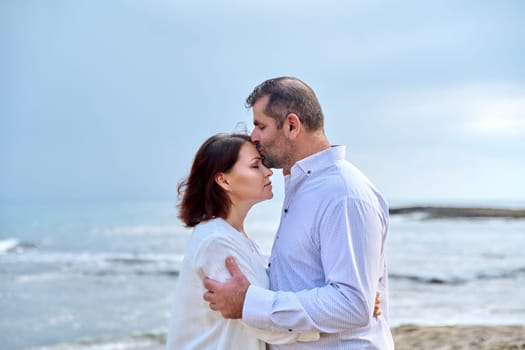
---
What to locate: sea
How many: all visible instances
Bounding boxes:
[1,199,524,350]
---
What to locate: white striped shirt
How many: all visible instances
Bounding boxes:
[243,146,394,349]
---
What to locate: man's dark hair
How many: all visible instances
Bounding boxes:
[245,77,324,131]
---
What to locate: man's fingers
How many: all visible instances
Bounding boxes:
[225,256,243,278]
[373,291,382,317]
[373,304,381,316]
[203,290,219,311]
[203,276,219,291]
[203,290,214,302]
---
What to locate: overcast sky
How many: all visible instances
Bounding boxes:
[1,0,524,204]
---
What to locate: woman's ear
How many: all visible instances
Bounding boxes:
[284,113,301,140]
[215,172,230,191]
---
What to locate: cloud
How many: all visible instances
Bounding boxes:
[464,95,525,136]
[376,83,525,139]
[340,83,525,202]
[1,0,523,202]
[354,146,525,202]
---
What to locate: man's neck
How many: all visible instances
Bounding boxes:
[282,133,330,175]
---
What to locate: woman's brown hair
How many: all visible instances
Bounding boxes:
[177,133,251,227]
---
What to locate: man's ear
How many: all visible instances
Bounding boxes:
[284,113,301,139]
[215,172,230,191]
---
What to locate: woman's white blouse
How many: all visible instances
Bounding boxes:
[166,218,318,350]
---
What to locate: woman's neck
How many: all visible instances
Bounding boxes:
[225,203,251,237]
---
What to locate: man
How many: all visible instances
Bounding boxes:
[204,77,394,349]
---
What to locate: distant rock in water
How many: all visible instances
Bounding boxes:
[389,206,525,219]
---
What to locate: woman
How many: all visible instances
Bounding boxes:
[166,133,319,350]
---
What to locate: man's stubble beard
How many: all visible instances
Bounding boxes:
[262,137,293,170]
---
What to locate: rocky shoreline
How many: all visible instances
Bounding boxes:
[389,206,525,219]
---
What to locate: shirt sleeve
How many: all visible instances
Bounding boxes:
[194,234,320,343]
[243,198,386,333]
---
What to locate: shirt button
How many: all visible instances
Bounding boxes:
[288,329,293,332]
[284,209,288,213]
[307,170,311,174]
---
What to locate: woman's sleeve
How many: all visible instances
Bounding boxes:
[194,235,319,344]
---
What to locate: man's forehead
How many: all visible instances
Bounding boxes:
[252,95,270,112]
[253,113,274,126]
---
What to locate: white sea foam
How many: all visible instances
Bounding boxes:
[5,250,185,279]
[0,238,20,254]
[16,272,65,283]
[94,224,190,236]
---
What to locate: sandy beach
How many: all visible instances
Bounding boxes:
[134,325,525,349]
[392,325,525,349]
[93,325,525,349]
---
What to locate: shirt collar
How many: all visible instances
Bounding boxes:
[290,145,346,179]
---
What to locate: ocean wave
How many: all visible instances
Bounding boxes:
[389,273,467,285]
[2,251,184,279]
[0,238,18,254]
[0,238,37,254]
[94,224,190,236]
[390,267,525,285]
[389,206,525,219]
[25,331,166,350]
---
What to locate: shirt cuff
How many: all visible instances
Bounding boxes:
[242,285,275,329]
[297,332,320,342]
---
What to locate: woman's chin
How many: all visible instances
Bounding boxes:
[259,193,273,202]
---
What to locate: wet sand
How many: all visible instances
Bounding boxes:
[392,324,525,349]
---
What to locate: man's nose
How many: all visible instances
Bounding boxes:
[250,129,259,143]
